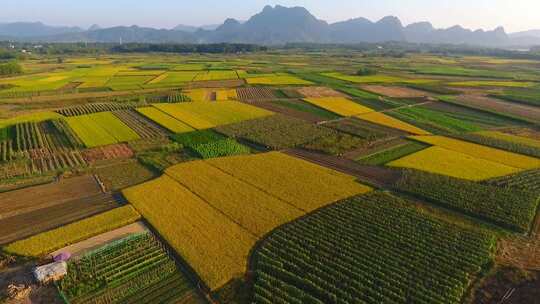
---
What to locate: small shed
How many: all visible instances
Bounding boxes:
[33,261,67,284]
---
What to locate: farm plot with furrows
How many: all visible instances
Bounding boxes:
[205,152,371,212]
[0,175,101,219]
[410,135,540,170]
[451,131,540,159]
[153,101,273,130]
[82,143,134,164]
[4,205,141,257]
[113,110,169,139]
[484,169,540,194]
[166,160,305,237]
[491,88,540,107]
[236,87,277,101]
[356,112,431,135]
[91,160,156,191]
[395,170,539,232]
[453,95,540,123]
[136,107,194,133]
[30,150,87,173]
[123,175,258,290]
[297,86,346,98]
[358,141,429,165]
[216,115,337,150]
[0,193,122,245]
[303,97,375,116]
[89,112,140,143]
[387,146,521,181]
[57,231,203,304]
[56,103,135,117]
[0,160,31,180]
[251,192,495,304]
[261,99,340,122]
[323,117,404,140]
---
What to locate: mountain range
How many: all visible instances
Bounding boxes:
[1,5,539,47]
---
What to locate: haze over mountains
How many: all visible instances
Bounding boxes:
[1,5,539,47]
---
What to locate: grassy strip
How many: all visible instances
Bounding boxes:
[191,139,251,159]
[4,206,141,257]
[358,141,428,165]
[391,106,482,134]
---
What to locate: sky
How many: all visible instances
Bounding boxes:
[1,0,539,33]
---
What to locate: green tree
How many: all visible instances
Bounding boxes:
[0,61,22,76]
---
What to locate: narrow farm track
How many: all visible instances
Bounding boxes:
[284,148,401,188]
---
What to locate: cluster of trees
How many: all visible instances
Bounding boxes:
[0,61,22,76]
[111,43,267,54]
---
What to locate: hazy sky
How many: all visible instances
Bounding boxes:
[1,0,538,33]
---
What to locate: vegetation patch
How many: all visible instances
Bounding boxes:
[395,170,539,231]
[136,107,194,133]
[358,141,429,165]
[303,97,374,116]
[251,191,494,303]
[391,106,482,133]
[356,112,431,135]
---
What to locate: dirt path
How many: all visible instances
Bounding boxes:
[50,221,148,259]
[284,148,401,188]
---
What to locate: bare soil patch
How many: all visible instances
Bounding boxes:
[0,262,62,304]
[455,94,540,122]
[362,85,430,98]
[0,175,101,219]
[0,193,120,245]
[81,143,134,164]
[297,86,346,98]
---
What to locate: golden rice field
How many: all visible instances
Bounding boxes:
[136,107,194,133]
[166,160,304,236]
[387,146,521,181]
[356,112,431,135]
[4,206,140,257]
[475,131,540,148]
[153,101,273,129]
[216,89,238,101]
[123,152,369,290]
[206,152,371,212]
[123,175,256,290]
[303,97,374,116]
[66,112,140,147]
[410,136,540,169]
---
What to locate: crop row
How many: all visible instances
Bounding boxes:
[395,170,539,232]
[112,110,168,139]
[57,103,136,117]
[452,132,540,159]
[251,192,494,304]
[484,169,540,194]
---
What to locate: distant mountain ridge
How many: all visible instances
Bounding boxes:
[1,5,539,47]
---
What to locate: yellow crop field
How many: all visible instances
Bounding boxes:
[183,89,210,101]
[206,152,372,212]
[410,136,540,169]
[123,175,256,290]
[166,160,304,236]
[136,107,194,133]
[475,131,540,149]
[147,73,168,84]
[216,89,238,101]
[356,112,431,135]
[303,97,374,116]
[153,101,273,130]
[4,206,140,257]
[0,111,63,128]
[246,74,313,85]
[387,146,521,181]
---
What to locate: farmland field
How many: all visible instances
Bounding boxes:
[251,192,495,304]
[2,49,540,303]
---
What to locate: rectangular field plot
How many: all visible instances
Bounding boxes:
[144,71,199,88]
[57,231,204,304]
[246,74,313,85]
[321,72,435,84]
[410,135,540,170]
[193,70,238,81]
[396,170,539,232]
[65,115,117,148]
[136,107,194,133]
[251,192,495,304]
[123,175,257,290]
[88,112,140,142]
[124,152,370,290]
[5,205,141,256]
[153,101,273,129]
[388,146,521,181]
[356,112,431,135]
[205,152,371,212]
[304,97,374,116]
